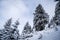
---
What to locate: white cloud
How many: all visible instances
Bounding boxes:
[1,0,29,19]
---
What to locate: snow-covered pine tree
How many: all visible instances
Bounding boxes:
[49,1,60,26]
[0,18,20,40]
[53,0,60,31]
[11,20,20,40]
[2,18,13,40]
[33,4,49,31]
[54,1,60,25]
[20,22,33,40]
[48,0,60,31]
[4,18,12,31]
[22,22,32,34]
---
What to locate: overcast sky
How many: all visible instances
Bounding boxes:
[0,0,57,34]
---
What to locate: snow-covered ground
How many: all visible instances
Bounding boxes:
[24,26,60,40]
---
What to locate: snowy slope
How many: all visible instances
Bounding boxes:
[24,26,60,40]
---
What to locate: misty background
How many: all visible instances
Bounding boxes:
[0,0,57,34]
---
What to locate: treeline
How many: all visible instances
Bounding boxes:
[0,0,60,40]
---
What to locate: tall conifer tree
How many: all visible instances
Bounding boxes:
[33,4,49,31]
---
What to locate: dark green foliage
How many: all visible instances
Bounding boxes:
[22,22,32,34]
[33,4,49,31]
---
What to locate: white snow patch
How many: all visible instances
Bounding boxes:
[24,26,60,40]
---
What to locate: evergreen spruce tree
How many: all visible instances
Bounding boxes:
[20,22,33,40]
[2,18,13,40]
[49,1,60,26]
[48,0,60,31]
[54,1,60,25]
[4,18,12,31]
[33,4,49,31]
[11,20,20,40]
[0,18,20,40]
[22,22,32,34]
